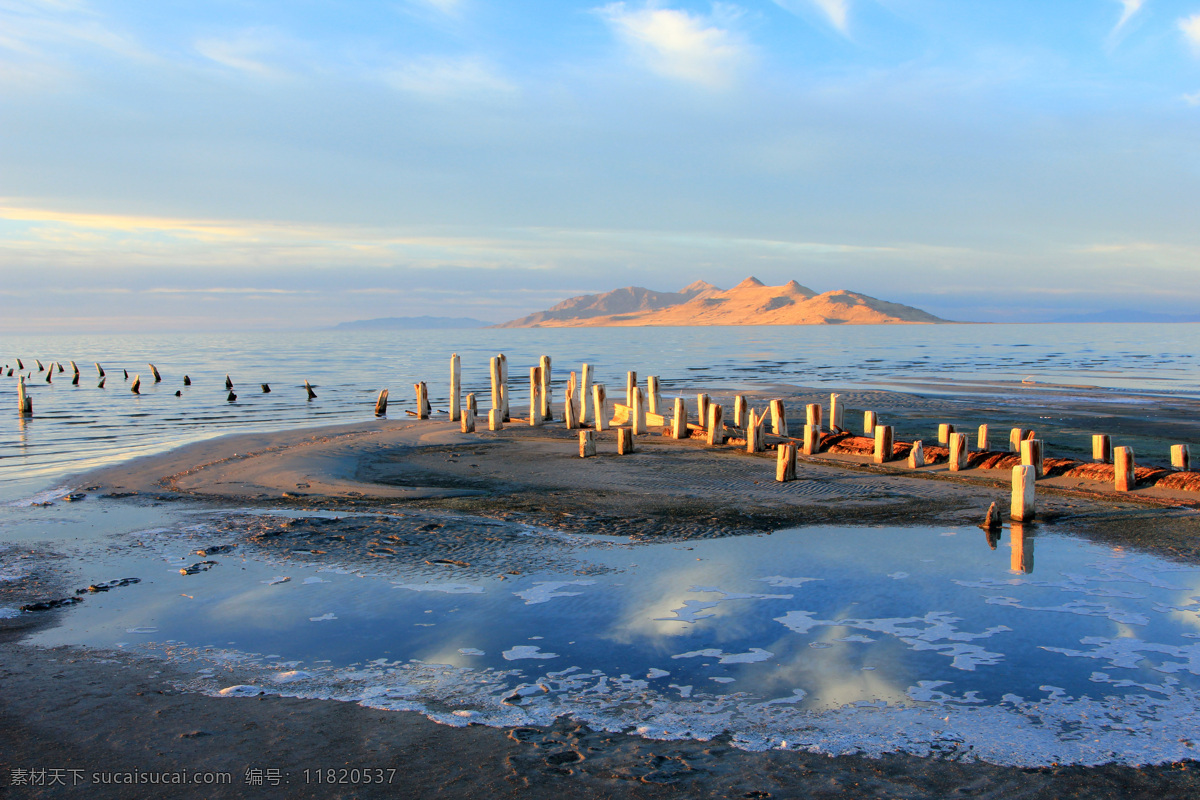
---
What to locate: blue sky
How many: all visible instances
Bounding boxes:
[2,0,1199,331]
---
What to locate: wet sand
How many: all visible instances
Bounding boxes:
[4,383,1200,798]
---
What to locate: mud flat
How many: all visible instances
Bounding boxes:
[3,383,1200,799]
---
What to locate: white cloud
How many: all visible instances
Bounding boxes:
[773,0,849,35]
[1112,0,1144,34]
[1184,90,1200,106]
[384,55,515,96]
[412,0,462,14]
[1181,13,1200,54]
[194,30,286,78]
[597,2,751,88]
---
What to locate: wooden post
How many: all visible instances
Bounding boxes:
[226,375,233,390]
[449,353,461,422]
[580,430,596,457]
[697,394,710,430]
[647,376,661,415]
[1171,444,1190,471]
[183,375,191,386]
[564,389,580,429]
[35,360,43,372]
[873,425,893,464]
[490,357,501,419]
[977,424,988,451]
[461,403,476,433]
[1020,439,1043,479]
[863,411,876,436]
[617,427,634,455]
[632,387,647,434]
[672,397,688,439]
[830,393,844,432]
[375,389,389,417]
[776,443,797,482]
[938,423,954,444]
[529,368,542,426]
[1093,434,1112,464]
[733,395,747,428]
[489,408,504,431]
[539,356,552,421]
[580,363,592,425]
[131,374,141,394]
[802,424,820,455]
[593,384,608,431]
[769,400,788,437]
[806,403,822,432]
[414,382,429,418]
[44,367,52,384]
[908,440,924,468]
[1011,465,1036,521]
[149,364,162,383]
[706,404,724,446]
[69,361,78,377]
[746,409,762,453]
[261,383,271,393]
[1114,446,1135,491]
[95,363,104,377]
[466,392,477,416]
[623,371,637,410]
[1009,428,1027,452]
[17,376,31,415]
[498,353,509,421]
[305,379,317,400]
[949,433,969,471]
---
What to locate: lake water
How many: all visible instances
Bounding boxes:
[2,323,1198,503]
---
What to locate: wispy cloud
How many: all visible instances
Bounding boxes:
[1112,0,1144,36]
[1184,90,1200,105]
[384,55,515,96]
[1181,13,1200,54]
[194,29,288,78]
[597,2,752,88]
[772,0,849,35]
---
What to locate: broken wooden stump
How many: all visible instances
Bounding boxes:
[672,397,688,439]
[949,432,969,471]
[982,502,1002,531]
[1020,439,1044,479]
[564,389,580,430]
[261,383,271,393]
[873,425,893,464]
[977,424,988,451]
[647,375,661,415]
[733,395,747,428]
[617,427,634,455]
[130,375,141,394]
[375,389,389,416]
[908,440,925,468]
[580,430,596,458]
[1114,446,1135,491]
[706,404,724,446]
[490,357,502,421]
[802,424,820,456]
[460,403,476,433]
[539,356,553,421]
[225,375,233,390]
[830,393,844,432]
[631,387,647,434]
[593,384,608,431]
[17,376,31,415]
[528,368,542,426]
[776,443,797,482]
[769,399,788,437]
[95,363,104,378]
[1009,427,1027,452]
[863,410,877,436]
[806,403,822,432]
[149,364,162,383]
[1172,444,1190,471]
[746,409,764,453]
[449,353,461,422]
[697,394,710,430]
[414,382,429,418]
[626,371,637,410]
[937,423,954,445]
[579,363,592,425]
[1011,465,1036,521]
[183,375,191,386]
[488,408,504,431]
[305,379,317,400]
[1092,434,1112,464]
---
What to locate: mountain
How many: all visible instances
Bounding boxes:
[495,277,946,327]
[334,316,491,330]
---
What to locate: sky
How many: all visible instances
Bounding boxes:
[2,0,1199,331]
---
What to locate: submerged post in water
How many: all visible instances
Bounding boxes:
[375,389,389,417]
[17,376,31,415]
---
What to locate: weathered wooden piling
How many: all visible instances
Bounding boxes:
[123,369,129,380]
[44,368,51,384]
[183,375,191,386]
[71,372,79,386]
[375,389,389,416]
[706,404,724,446]
[461,402,476,433]
[305,380,317,400]
[1011,465,1036,521]
[489,408,504,431]
[672,397,688,439]
[16,359,24,370]
[769,400,788,437]
[528,368,542,426]
[1020,439,1044,479]
[565,389,580,429]
[466,392,477,416]
[617,427,635,455]
[863,411,877,436]
[697,394,710,430]
[69,361,78,377]
[225,375,233,390]
[937,423,954,445]
[17,376,31,415]
[149,364,162,383]
[35,360,43,372]
[746,409,764,453]
[626,372,637,410]
[733,395,747,428]
[802,424,820,456]
[414,382,429,418]
[776,443,797,482]
[449,353,461,422]
[908,440,924,468]
[593,384,608,431]
[874,425,893,464]
[1092,434,1112,464]
[806,403,822,432]
[579,363,592,425]
[1114,446,1135,491]
[632,387,647,435]
[261,383,271,393]
[949,432,969,471]
[567,371,578,421]
[983,502,1002,531]
[580,430,596,458]
[977,424,988,451]
[490,357,502,419]
[830,393,843,432]
[1172,444,1190,471]
[1009,428,1027,452]
[539,356,553,421]
[56,362,63,373]
[131,375,141,394]
[95,363,104,377]
[647,376,661,415]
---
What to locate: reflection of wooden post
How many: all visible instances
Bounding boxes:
[1009,428,1026,452]
[529,368,542,426]
[414,382,428,418]
[697,394,710,430]
[938,423,954,445]
[769,400,788,437]
[461,402,476,433]
[733,395,747,428]
[647,376,661,415]
[950,433,968,471]
[1171,444,1190,471]
[706,404,724,446]
[1114,446,1135,491]
[449,353,461,422]
[1010,523,1034,574]
[806,403,822,432]
[672,397,688,439]
[593,384,608,431]
[539,356,552,421]
[830,393,843,432]
[580,363,592,426]
[1011,465,1035,521]
[863,411,876,436]
[617,427,634,455]
[17,376,31,415]
[873,425,893,464]
[626,372,637,409]
[776,443,797,482]
[1020,439,1043,479]
[977,424,988,451]
[802,424,820,456]
[746,410,763,453]
[488,408,504,430]
[375,389,389,416]
[580,430,596,457]
[908,440,924,468]
[1092,434,1112,464]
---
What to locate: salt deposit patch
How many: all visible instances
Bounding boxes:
[393,583,484,594]
[514,580,595,605]
[309,613,336,622]
[502,646,558,660]
[0,606,19,619]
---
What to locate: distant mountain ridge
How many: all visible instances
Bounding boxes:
[334,316,490,330]
[495,277,945,328]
